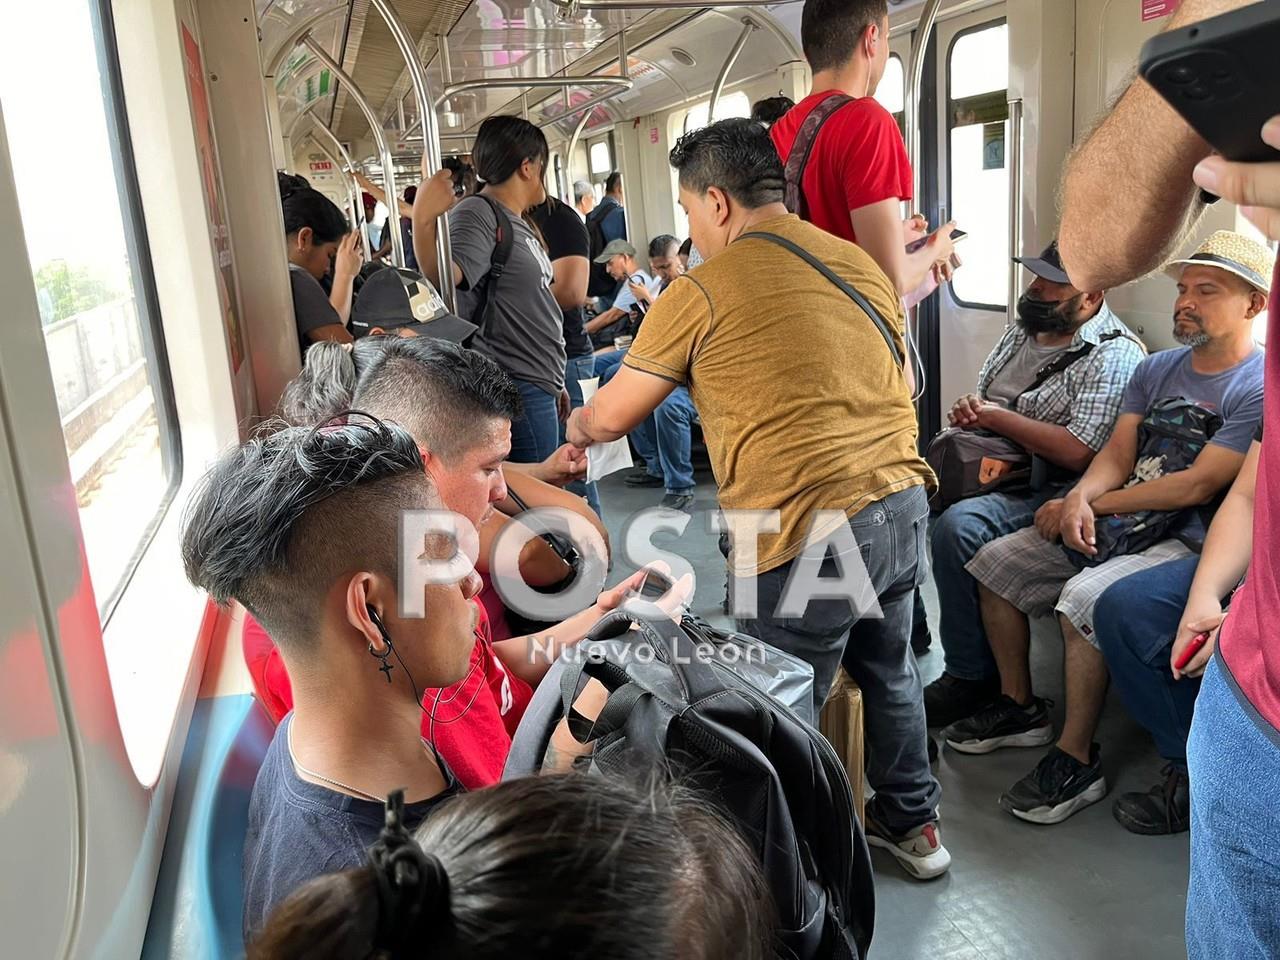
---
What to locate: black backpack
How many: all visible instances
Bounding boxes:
[585,200,618,298]
[505,610,875,960]
[470,194,515,335]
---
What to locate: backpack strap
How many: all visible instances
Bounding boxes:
[1018,329,1130,398]
[739,230,903,366]
[472,194,515,333]
[783,93,854,221]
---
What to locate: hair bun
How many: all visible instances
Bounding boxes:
[277,171,310,201]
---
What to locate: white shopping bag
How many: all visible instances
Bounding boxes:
[579,376,633,482]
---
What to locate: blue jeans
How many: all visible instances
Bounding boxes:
[1186,655,1280,958]
[594,348,626,386]
[1094,556,1200,770]
[509,378,561,465]
[738,485,940,833]
[630,389,696,496]
[931,487,1060,680]
[561,354,602,516]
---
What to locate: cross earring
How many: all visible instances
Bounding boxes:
[369,642,395,683]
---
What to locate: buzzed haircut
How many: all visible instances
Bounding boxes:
[669,118,786,210]
[801,0,888,75]
[352,337,522,463]
[181,416,431,649]
[648,234,678,259]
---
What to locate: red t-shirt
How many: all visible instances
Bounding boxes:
[241,601,533,789]
[1218,260,1280,744]
[770,91,913,244]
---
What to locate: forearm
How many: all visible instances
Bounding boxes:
[585,308,624,334]
[494,601,610,686]
[412,215,443,288]
[328,272,355,323]
[1090,470,1219,515]
[979,408,1093,473]
[1071,447,1132,502]
[1186,486,1255,605]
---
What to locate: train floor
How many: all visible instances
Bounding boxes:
[595,469,1191,960]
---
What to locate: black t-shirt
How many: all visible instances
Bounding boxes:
[288,263,342,360]
[530,198,592,358]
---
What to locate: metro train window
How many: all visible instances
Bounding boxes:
[671,92,752,235]
[875,54,905,134]
[0,0,179,621]
[947,21,1010,309]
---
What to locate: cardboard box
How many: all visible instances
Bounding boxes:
[819,668,865,822]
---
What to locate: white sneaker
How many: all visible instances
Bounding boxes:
[865,812,952,880]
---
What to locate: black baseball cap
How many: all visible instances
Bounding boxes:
[1012,240,1071,285]
[350,267,478,343]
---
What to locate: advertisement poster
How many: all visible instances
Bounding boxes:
[181,23,245,372]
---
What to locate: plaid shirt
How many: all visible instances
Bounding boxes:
[976,303,1146,451]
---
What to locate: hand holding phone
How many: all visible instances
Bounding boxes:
[906,227,967,255]
[1173,631,1210,673]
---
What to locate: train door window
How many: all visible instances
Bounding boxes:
[0,0,179,621]
[875,54,906,136]
[671,92,752,235]
[946,20,1010,309]
[588,135,615,182]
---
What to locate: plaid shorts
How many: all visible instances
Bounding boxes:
[965,525,1193,646]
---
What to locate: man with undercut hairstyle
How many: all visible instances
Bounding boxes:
[181,417,478,942]
[567,118,947,880]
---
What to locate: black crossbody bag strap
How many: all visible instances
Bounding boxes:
[473,194,515,334]
[783,93,854,221]
[739,230,903,366]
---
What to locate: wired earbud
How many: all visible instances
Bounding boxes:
[366,605,396,683]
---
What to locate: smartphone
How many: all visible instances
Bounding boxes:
[1140,3,1280,163]
[906,228,967,255]
[628,568,674,602]
[1173,631,1210,671]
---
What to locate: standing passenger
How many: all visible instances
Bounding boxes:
[566,119,948,880]
[277,172,361,357]
[572,179,596,222]
[412,117,569,464]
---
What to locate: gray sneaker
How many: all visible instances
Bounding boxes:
[659,493,695,513]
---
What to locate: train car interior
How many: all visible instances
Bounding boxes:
[1,0,1276,957]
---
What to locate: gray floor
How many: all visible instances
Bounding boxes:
[595,469,1190,960]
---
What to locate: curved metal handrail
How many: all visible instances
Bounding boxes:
[707,19,756,120]
[905,0,943,219]
[434,75,633,111]
[263,3,346,77]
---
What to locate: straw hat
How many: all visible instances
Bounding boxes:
[1165,230,1274,295]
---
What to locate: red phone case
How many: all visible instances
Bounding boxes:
[1174,631,1210,671]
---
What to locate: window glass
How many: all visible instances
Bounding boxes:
[948,22,1010,307]
[0,0,177,620]
[875,55,905,115]
[672,92,753,234]
[589,140,612,178]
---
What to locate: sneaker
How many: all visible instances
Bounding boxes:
[659,493,695,513]
[1000,745,1107,824]
[624,471,664,488]
[1112,764,1190,836]
[923,672,1001,727]
[864,804,952,880]
[943,694,1054,754]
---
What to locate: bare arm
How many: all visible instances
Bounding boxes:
[1091,443,1245,514]
[412,170,464,290]
[565,364,676,445]
[355,170,413,218]
[585,306,627,334]
[977,406,1095,473]
[1068,413,1143,502]
[549,255,589,311]
[849,199,955,296]
[500,468,610,558]
[1057,0,1255,291]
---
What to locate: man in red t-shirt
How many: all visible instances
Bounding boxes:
[1058,1,1280,954]
[770,0,956,300]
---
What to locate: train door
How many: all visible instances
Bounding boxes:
[932,6,1010,425]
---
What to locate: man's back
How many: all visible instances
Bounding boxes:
[624,214,931,575]
[771,92,912,244]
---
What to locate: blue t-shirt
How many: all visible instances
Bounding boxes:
[1120,346,1265,453]
[242,714,459,943]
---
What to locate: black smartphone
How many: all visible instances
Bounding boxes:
[1139,3,1280,163]
[628,568,674,601]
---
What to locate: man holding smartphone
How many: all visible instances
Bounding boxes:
[1058,0,1280,955]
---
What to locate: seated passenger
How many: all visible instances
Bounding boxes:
[1091,425,1258,835]
[945,232,1271,825]
[180,417,474,941]
[250,338,636,790]
[924,241,1145,726]
[585,239,662,348]
[278,172,362,358]
[250,773,772,960]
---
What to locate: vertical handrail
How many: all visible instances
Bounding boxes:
[302,36,407,267]
[1006,97,1024,326]
[305,110,375,260]
[567,29,631,184]
[708,19,755,120]
[306,132,372,261]
[905,0,943,215]
[371,0,453,306]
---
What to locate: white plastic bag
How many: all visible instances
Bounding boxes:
[579,376,634,482]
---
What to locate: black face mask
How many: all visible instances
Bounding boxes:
[1016,292,1081,335]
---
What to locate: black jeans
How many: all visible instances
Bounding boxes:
[737,485,941,833]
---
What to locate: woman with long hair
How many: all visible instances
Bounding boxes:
[410,117,568,464]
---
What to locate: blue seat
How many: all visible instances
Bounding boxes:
[142,695,273,960]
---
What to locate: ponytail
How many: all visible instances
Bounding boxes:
[277,170,349,244]
[471,116,548,189]
[247,869,379,960]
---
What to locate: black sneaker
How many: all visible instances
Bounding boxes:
[659,493,695,513]
[1112,764,1190,836]
[624,470,664,487]
[943,694,1054,754]
[924,672,1001,728]
[1000,744,1107,824]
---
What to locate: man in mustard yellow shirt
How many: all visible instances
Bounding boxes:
[566,118,947,880]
